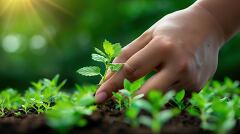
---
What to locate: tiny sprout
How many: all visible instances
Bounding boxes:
[172,89,186,110]
[77,40,123,85]
[113,78,145,110]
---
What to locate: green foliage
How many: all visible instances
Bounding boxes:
[22,75,66,114]
[0,75,67,118]
[172,90,186,110]
[77,40,123,85]
[113,78,145,110]
[125,90,180,133]
[77,44,240,134]
[187,79,240,134]
[46,91,96,134]
[0,88,22,117]
[77,66,101,77]
[139,109,179,133]
[1,37,240,134]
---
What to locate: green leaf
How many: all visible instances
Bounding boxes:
[174,90,185,103]
[156,109,179,124]
[113,43,122,57]
[78,93,95,106]
[94,48,106,57]
[148,90,163,103]
[133,94,144,100]
[126,107,139,119]
[112,92,123,100]
[109,63,123,72]
[91,54,108,63]
[119,89,131,97]
[103,40,114,58]
[124,78,145,93]
[133,99,152,112]
[161,91,175,107]
[190,93,206,109]
[77,66,101,76]
[139,115,152,128]
[77,119,88,127]
[124,79,131,91]
[187,106,200,116]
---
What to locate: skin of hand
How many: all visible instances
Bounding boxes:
[95,1,240,104]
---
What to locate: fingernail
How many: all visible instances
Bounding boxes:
[96,92,107,103]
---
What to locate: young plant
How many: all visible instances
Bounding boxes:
[125,99,147,127]
[172,89,186,110]
[207,99,235,134]
[187,80,238,134]
[112,78,145,110]
[138,91,180,133]
[21,75,66,114]
[0,88,23,116]
[77,40,123,85]
[125,90,180,132]
[46,90,96,134]
[187,89,213,130]
[232,95,240,119]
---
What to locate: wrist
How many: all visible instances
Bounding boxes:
[193,0,240,42]
[188,3,226,49]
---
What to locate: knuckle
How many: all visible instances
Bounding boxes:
[134,30,152,47]
[119,48,131,61]
[153,36,175,55]
[122,63,137,80]
[141,30,152,38]
[178,60,190,74]
[106,80,119,93]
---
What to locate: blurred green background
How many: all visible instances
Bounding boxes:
[0,0,239,89]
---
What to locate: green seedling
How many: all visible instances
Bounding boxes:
[113,78,145,110]
[125,90,180,132]
[206,99,235,134]
[187,80,239,134]
[22,75,66,114]
[212,78,240,99]
[125,99,147,127]
[46,91,96,134]
[172,89,186,110]
[187,89,213,129]
[112,92,125,110]
[0,88,23,117]
[232,95,240,119]
[0,38,240,134]
[138,90,180,133]
[77,40,123,85]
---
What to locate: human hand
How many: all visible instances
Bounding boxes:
[95,4,225,104]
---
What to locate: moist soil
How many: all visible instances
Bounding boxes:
[0,100,240,134]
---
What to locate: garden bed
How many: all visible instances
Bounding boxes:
[0,104,206,134]
[1,98,240,134]
[1,41,240,134]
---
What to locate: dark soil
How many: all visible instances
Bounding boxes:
[0,100,239,134]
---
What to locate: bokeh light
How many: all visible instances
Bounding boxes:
[30,35,47,50]
[2,35,21,53]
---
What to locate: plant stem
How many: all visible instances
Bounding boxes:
[99,63,109,85]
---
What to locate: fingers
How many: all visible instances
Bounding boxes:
[115,30,153,63]
[137,68,177,95]
[95,39,162,104]
[104,31,152,81]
